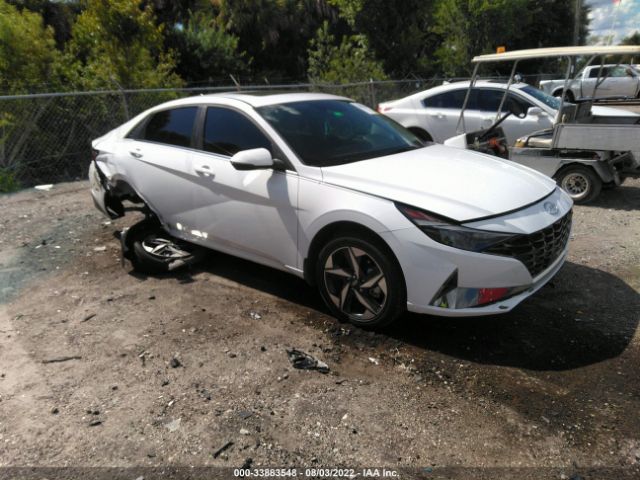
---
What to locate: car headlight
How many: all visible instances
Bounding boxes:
[396,203,516,252]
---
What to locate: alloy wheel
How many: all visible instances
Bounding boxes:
[141,235,192,259]
[323,246,388,321]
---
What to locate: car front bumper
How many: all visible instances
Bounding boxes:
[404,245,567,317]
[381,188,572,317]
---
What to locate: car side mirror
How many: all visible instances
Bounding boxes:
[506,100,526,118]
[527,106,544,117]
[230,148,274,170]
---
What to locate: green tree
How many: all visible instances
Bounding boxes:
[347,0,441,78]
[307,21,386,83]
[433,0,590,77]
[327,0,363,26]
[510,0,590,74]
[65,0,182,89]
[144,0,211,26]
[517,0,589,50]
[621,31,640,46]
[433,0,529,77]
[6,0,82,49]
[171,10,248,84]
[0,0,64,93]
[219,0,337,80]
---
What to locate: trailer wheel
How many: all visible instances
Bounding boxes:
[555,165,602,204]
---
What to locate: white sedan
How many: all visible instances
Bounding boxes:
[90,93,572,327]
[378,81,637,145]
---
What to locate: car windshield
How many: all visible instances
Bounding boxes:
[520,85,561,110]
[257,100,424,167]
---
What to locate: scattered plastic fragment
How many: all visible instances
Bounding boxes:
[213,441,234,458]
[286,348,329,373]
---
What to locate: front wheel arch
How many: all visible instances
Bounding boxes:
[312,227,407,328]
[407,127,434,142]
[304,222,405,289]
[554,163,602,204]
[552,89,575,102]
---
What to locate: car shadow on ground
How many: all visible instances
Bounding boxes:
[389,261,639,371]
[132,254,639,373]
[587,183,639,211]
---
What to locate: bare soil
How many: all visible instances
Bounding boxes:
[0,180,639,479]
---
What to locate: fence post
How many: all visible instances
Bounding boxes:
[119,88,130,120]
[1,119,5,166]
[369,78,376,108]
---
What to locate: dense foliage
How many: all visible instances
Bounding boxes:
[0,0,599,93]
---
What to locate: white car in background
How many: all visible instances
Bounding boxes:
[539,64,640,101]
[90,93,572,328]
[378,81,637,146]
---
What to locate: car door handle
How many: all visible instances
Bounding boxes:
[129,151,143,159]
[430,112,445,119]
[194,164,214,177]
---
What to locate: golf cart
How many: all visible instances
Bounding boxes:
[444,46,640,203]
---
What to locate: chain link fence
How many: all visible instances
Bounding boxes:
[0,75,554,190]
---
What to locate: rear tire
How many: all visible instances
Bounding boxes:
[129,220,205,274]
[555,165,602,204]
[315,234,406,329]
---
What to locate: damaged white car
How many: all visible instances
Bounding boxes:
[90,93,572,327]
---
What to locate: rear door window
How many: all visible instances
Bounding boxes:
[423,89,478,110]
[477,89,532,112]
[140,107,198,148]
[202,107,272,156]
[477,89,504,111]
[588,67,609,78]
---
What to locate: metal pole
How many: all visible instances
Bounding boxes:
[573,0,582,46]
[558,56,573,123]
[456,62,480,134]
[495,60,519,122]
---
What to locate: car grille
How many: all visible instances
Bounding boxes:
[485,211,572,278]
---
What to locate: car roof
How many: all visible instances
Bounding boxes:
[157,92,352,109]
[393,81,530,102]
[439,80,529,90]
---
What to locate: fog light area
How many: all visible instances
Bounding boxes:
[431,285,529,309]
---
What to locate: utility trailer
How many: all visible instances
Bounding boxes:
[444,46,640,203]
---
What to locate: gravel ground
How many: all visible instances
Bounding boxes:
[0,179,638,479]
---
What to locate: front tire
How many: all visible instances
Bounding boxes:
[555,165,602,204]
[315,234,406,328]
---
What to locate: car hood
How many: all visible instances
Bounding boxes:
[321,145,556,222]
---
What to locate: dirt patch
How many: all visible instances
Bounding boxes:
[0,180,639,477]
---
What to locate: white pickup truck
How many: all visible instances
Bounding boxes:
[539,64,640,101]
